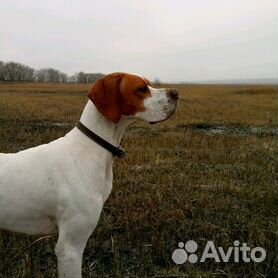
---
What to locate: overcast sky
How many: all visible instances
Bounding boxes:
[0,0,277,82]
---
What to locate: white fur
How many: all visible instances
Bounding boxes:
[135,86,177,122]
[0,85,177,277]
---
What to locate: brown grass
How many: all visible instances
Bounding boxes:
[0,82,277,277]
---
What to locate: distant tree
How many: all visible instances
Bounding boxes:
[0,61,4,81]
[76,72,87,83]
[75,72,104,83]
[35,69,48,82]
[3,62,17,81]
[153,78,162,86]
[35,68,68,82]
[0,60,104,83]
[47,68,60,82]
[59,72,68,83]
[68,75,77,83]
[24,65,34,81]
[0,61,35,81]
[87,73,104,83]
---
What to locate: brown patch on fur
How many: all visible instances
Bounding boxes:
[88,73,151,123]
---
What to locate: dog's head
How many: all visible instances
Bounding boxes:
[88,72,179,123]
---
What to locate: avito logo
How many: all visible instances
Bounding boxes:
[172,240,266,264]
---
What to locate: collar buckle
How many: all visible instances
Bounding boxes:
[117,147,126,158]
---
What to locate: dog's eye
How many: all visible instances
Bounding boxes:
[137,86,148,93]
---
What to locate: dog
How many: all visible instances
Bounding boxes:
[0,72,179,277]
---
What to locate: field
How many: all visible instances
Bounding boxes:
[0,82,277,277]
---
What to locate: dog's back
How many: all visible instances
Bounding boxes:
[0,139,67,235]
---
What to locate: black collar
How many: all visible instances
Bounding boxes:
[75,121,125,158]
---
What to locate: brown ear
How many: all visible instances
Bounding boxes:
[88,73,123,123]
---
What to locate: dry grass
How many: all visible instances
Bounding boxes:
[0,82,277,277]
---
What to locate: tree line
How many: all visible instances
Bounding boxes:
[0,61,104,83]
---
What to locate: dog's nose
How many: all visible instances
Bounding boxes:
[167,89,179,100]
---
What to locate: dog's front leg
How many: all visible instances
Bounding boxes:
[55,215,97,278]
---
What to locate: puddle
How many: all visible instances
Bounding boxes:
[177,124,278,137]
[44,122,71,127]
[0,119,73,131]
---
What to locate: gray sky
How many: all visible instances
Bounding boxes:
[1,0,277,82]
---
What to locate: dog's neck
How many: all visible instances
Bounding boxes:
[79,100,133,147]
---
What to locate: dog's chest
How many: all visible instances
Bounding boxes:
[83,159,114,204]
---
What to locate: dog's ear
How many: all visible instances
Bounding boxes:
[88,73,123,123]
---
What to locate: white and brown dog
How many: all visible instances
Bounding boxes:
[0,73,178,278]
